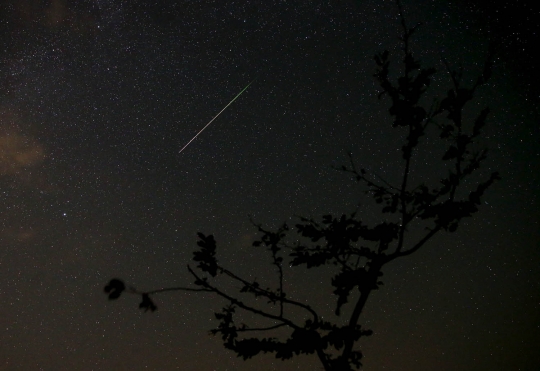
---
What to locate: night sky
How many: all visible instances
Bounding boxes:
[0,0,539,370]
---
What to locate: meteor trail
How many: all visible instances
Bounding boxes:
[179,79,256,154]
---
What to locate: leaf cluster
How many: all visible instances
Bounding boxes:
[104,278,158,312]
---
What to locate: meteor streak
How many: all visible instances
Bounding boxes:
[179,79,256,154]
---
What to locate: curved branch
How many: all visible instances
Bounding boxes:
[219,266,320,323]
[387,224,443,262]
[188,265,303,330]
[144,287,213,295]
[237,323,287,332]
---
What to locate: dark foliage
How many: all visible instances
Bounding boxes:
[193,232,219,277]
[103,4,498,370]
[104,278,125,300]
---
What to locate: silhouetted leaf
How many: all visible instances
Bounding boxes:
[104,279,125,300]
[473,107,490,137]
[193,233,218,277]
[139,293,157,312]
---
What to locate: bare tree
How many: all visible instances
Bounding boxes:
[104,4,499,370]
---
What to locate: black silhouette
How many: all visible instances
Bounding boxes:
[104,3,499,370]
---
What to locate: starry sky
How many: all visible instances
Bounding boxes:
[0,0,538,370]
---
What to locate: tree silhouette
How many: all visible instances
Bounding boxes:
[104,4,499,370]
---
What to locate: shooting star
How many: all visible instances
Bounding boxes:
[179,79,256,154]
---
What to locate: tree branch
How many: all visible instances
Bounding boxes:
[236,323,287,332]
[144,287,213,295]
[218,266,320,323]
[387,224,443,262]
[188,265,303,330]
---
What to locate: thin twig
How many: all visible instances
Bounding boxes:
[236,323,287,332]
[188,265,302,329]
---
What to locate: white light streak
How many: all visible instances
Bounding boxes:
[179,79,256,154]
